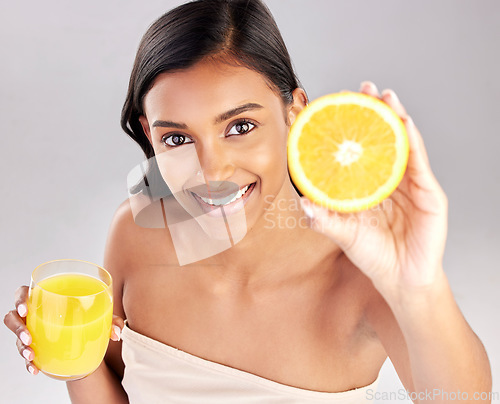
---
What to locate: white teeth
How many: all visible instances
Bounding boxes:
[199,184,251,206]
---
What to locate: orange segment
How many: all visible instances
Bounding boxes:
[288,92,409,212]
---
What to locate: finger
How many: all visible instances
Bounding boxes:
[403,117,444,197]
[25,359,39,376]
[301,198,359,250]
[110,315,125,342]
[379,89,432,173]
[3,310,32,345]
[14,286,29,318]
[406,116,431,172]
[359,81,381,98]
[16,337,34,362]
[381,89,408,119]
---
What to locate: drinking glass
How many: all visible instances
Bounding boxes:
[26,259,113,380]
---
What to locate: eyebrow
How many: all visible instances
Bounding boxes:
[151,120,187,129]
[151,102,264,129]
[214,102,264,124]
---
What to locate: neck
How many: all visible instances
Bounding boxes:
[201,178,341,293]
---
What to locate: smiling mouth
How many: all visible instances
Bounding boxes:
[191,182,256,207]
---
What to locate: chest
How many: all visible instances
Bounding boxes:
[122,264,385,392]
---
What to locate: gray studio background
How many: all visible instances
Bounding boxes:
[1,0,499,403]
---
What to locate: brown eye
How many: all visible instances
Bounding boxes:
[228,120,256,136]
[162,134,193,147]
[236,122,250,133]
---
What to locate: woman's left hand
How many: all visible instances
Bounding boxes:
[301,81,448,300]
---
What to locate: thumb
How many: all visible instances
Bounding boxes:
[300,197,357,250]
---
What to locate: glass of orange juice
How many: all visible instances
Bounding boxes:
[26,259,113,380]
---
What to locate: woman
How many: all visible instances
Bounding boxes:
[4,0,492,403]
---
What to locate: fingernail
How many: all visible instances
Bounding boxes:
[382,89,399,102]
[360,81,371,90]
[22,349,32,361]
[17,304,27,318]
[360,81,377,92]
[300,199,314,219]
[20,331,30,346]
[28,365,36,375]
[389,90,399,102]
[113,325,121,342]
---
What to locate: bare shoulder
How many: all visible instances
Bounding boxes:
[103,199,140,317]
[104,197,177,287]
[104,199,140,269]
[103,197,177,377]
[102,199,138,378]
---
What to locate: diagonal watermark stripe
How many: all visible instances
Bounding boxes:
[127,155,247,266]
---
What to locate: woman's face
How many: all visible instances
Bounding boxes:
[139,59,305,238]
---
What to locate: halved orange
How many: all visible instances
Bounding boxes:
[288,92,409,212]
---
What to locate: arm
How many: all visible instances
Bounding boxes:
[67,359,128,404]
[4,206,135,403]
[302,81,492,403]
[367,270,491,403]
[389,271,490,402]
[66,320,128,404]
[368,82,491,402]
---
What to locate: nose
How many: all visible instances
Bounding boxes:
[196,139,235,184]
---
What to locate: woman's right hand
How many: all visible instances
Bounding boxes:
[3,286,38,375]
[3,285,123,376]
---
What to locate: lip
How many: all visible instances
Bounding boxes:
[191,182,256,217]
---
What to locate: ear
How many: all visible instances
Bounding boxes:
[139,115,153,146]
[287,88,308,127]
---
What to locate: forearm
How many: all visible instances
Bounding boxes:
[382,270,492,403]
[67,361,128,404]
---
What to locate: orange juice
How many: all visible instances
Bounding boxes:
[26,273,113,379]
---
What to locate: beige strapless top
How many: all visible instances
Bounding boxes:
[121,323,379,404]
